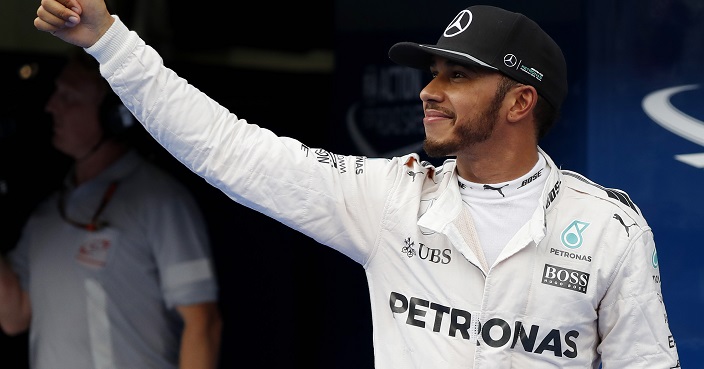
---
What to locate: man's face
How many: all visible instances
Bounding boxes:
[420,57,506,158]
[44,61,106,159]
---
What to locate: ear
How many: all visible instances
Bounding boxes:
[506,85,538,123]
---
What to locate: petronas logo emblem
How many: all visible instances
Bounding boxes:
[561,220,590,249]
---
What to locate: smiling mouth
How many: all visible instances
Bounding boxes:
[424,103,454,120]
[423,111,454,126]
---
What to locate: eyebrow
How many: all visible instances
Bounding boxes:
[430,58,493,75]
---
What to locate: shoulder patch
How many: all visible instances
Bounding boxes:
[561,171,640,215]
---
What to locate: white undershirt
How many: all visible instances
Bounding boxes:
[457,153,549,267]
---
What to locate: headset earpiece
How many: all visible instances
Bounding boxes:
[99,91,136,138]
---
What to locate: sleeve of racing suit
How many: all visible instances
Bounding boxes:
[84,16,397,265]
[596,226,680,368]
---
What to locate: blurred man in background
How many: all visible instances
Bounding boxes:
[0,49,222,369]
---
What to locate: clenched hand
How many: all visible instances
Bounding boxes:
[34,0,114,48]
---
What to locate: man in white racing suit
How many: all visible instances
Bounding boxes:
[34,1,680,368]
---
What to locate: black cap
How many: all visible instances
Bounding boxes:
[388,5,567,110]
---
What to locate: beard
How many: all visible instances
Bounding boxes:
[423,88,505,158]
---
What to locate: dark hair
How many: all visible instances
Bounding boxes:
[534,96,560,140]
[496,75,518,103]
[66,47,108,89]
[62,47,139,143]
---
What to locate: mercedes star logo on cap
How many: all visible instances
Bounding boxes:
[443,10,473,37]
[504,54,518,68]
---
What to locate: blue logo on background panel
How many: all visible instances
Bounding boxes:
[561,220,590,249]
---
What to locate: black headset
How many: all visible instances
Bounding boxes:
[98,90,137,139]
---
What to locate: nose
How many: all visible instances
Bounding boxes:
[420,77,443,103]
[44,91,59,115]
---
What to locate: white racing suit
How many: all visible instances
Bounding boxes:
[86,16,681,369]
